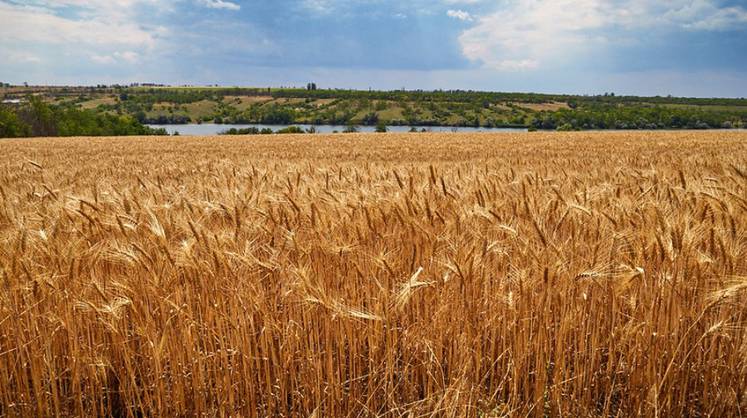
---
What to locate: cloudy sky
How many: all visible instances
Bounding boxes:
[1,0,746,96]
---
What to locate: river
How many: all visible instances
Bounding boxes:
[147,123,528,135]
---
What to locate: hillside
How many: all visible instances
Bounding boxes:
[2,85,747,131]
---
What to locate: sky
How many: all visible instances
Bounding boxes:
[1,0,746,97]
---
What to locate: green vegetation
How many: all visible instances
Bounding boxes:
[0,98,167,138]
[275,126,307,134]
[220,126,316,135]
[530,102,746,130]
[0,105,31,137]
[2,85,747,134]
[221,127,273,135]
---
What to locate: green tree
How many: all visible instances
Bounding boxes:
[18,97,57,136]
[362,112,379,126]
[0,105,31,138]
[276,126,305,134]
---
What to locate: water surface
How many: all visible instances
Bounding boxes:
[148,123,528,136]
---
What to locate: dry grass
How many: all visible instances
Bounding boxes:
[223,96,273,110]
[513,102,571,112]
[0,132,746,417]
[79,96,119,110]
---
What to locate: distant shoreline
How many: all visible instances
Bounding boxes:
[2,85,745,138]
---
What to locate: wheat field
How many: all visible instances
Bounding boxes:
[1,132,746,417]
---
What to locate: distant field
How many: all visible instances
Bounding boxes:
[1,132,746,416]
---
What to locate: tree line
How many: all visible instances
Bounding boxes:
[530,105,746,131]
[108,87,747,108]
[0,98,167,138]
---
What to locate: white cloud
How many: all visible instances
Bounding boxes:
[0,1,162,49]
[447,9,472,21]
[458,0,747,72]
[302,0,334,14]
[459,0,606,71]
[90,51,140,65]
[666,1,747,31]
[443,0,481,4]
[0,0,172,69]
[0,0,241,69]
[492,59,539,71]
[5,50,43,64]
[90,54,116,65]
[198,0,240,10]
[116,51,140,63]
[300,0,432,17]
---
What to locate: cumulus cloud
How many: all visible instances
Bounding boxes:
[0,1,162,49]
[0,0,239,69]
[447,9,472,21]
[90,51,139,65]
[91,51,140,65]
[459,0,605,71]
[666,1,747,31]
[198,0,240,11]
[458,0,747,72]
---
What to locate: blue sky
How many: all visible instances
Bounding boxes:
[1,0,746,97]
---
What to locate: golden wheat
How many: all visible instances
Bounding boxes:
[0,131,746,417]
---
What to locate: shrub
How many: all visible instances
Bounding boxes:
[276,126,305,134]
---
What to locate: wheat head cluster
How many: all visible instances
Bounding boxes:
[0,132,746,417]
